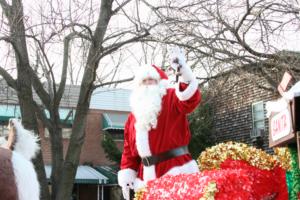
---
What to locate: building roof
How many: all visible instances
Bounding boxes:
[45,165,109,184]
[102,112,128,130]
[90,88,131,112]
[94,166,118,185]
[0,79,131,112]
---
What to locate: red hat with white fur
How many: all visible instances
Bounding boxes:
[134,64,168,85]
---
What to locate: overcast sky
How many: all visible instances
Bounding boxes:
[0,0,300,89]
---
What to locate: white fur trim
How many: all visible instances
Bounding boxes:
[135,128,151,158]
[175,79,199,101]
[165,160,199,176]
[135,128,157,182]
[132,80,169,183]
[11,119,40,161]
[143,165,156,183]
[118,168,137,187]
[133,178,146,191]
[179,65,195,83]
[134,160,199,189]
[134,65,160,86]
[12,152,40,200]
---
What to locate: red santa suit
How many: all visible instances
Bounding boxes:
[118,62,201,193]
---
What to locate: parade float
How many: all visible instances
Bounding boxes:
[134,72,300,200]
[134,142,293,200]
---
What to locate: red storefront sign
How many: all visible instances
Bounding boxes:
[270,108,292,141]
[269,105,295,147]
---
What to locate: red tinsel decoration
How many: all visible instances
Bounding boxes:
[137,159,288,200]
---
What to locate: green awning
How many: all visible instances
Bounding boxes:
[102,113,128,131]
[45,165,109,184]
[94,166,118,185]
[44,108,75,125]
[0,105,21,121]
[0,105,74,124]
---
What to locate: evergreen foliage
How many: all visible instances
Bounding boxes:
[101,132,122,164]
[188,91,216,159]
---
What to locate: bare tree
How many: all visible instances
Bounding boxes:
[142,0,300,91]
[0,0,162,199]
[1,0,298,199]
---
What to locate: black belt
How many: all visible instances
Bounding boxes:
[141,146,189,167]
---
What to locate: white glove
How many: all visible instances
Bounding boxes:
[168,47,195,83]
[169,46,187,70]
[121,182,134,200]
[118,169,137,200]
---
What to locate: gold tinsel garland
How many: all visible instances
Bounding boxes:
[273,147,292,171]
[134,188,147,200]
[197,141,292,171]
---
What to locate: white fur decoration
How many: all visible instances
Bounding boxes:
[143,165,156,183]
[10,119,40,161]
[132,160,199,192]
[12,151,40,200]
[130,82,167,133]
[175,79,199,101]
[165,160,199,176]
[134,65,161,86]
[130,82,167,183]
[133,178,145,192]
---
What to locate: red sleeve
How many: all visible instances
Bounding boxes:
[174,82,201,114]
[120,115,140,171]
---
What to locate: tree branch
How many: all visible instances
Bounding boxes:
[93,0,113,46]
[56,34,73,105]
[66,23,93,40]
[32,100,52,128]
[112,0,132,15]
[26,66,52,109]
[101,30,150,59]
[0,0,12,18]
[212,5,276,59]
[26,34,57,98]
[93,77,134,89]
[0,66,17,90]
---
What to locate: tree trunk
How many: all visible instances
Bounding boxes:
[55,51,97,200]
[55,0,113,198]
[4,0,51,199]
[49,125,64,200]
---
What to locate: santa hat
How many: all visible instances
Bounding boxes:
[134,64,168,85]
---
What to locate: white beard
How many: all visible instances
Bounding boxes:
[130,82,167,133]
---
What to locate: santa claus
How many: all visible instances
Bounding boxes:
[0,119,40,200]
[118,48,201,199]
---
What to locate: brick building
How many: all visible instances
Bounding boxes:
[210,72,281,151]
[0,79,129,200]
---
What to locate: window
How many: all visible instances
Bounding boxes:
[251,101,265,138]
[105,130,124,141]
[45,128,72,139]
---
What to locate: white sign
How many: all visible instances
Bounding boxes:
[270,108,292,141]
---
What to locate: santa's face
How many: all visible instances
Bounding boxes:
[130,79,167,131]
[142,78,158,86]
